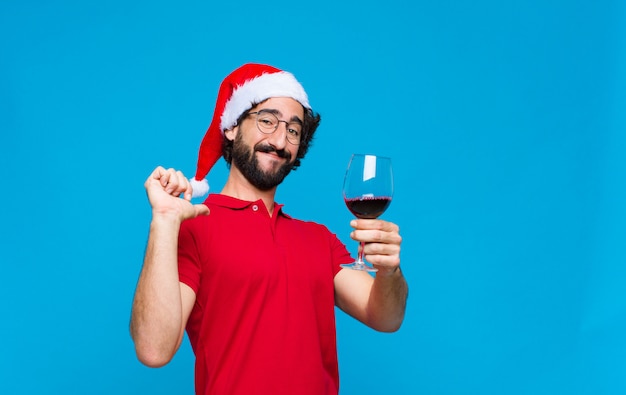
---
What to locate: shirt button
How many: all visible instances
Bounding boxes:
[252,204,259,212]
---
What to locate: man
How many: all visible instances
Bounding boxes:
[130,63,408,395]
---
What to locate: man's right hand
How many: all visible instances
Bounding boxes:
[145,166,210,222]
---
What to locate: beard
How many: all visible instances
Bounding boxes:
[231,132,294,191]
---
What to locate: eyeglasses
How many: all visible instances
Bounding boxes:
[247,110,302,145]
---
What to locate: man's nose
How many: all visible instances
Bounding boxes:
[267,122,289,148]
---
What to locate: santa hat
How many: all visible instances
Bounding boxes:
[189,63,311,198]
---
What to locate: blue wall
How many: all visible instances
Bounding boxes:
[1,1,625,394]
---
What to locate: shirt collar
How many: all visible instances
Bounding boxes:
[206,193,289,217]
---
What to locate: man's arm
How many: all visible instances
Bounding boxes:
[334,219,408,332]
[130,167,209,367]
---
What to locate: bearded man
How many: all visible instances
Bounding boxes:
[130,63,408,395]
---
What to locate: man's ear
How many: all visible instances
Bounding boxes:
[224,126,237,141]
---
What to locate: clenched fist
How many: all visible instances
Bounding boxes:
[145,166,210,222]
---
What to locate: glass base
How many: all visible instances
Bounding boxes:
[340,261,378,272]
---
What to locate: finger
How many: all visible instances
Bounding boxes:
[150,166,165,177]
[146,166,169,188]
[182,178,193,201]
[175,171,193,200]
[362,240,401,257]
[194,204,210,217]
[351,228,402,245]
[362,240,401,268]
[350,219,399,233]
[164,168,181,194]
[168,170,185,196]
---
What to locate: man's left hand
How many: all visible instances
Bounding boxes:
[350,219,402,275]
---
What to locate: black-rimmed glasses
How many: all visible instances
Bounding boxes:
[247,110,302,145]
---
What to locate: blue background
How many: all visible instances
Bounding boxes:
[1,1,625,394]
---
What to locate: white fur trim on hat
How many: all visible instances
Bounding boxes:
[220,71,310,132]
[189,177,209,198]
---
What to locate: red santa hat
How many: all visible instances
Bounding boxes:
[189,63,311,198]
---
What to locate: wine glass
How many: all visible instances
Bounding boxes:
[340,154,394,272]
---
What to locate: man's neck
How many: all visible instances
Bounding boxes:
[220,169,278,216]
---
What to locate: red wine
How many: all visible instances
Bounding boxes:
[345,196,392,219]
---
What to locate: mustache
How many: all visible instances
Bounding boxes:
[254,144,291,160]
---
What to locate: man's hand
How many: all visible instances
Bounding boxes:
[349,219,402,275]
[335,218,407,332]
[145,166,210,222]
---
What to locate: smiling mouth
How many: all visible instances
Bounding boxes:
[255,145,290,161]
[258,152,289,168]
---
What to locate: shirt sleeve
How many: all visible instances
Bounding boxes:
[178,219,202,293]
[328,228,353,277]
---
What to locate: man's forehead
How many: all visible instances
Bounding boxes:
[252,99,304,119]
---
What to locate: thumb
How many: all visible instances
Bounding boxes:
[193,204,210,217]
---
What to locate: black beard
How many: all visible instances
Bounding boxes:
[231,133,294,191]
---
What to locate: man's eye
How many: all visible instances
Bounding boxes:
[288,128,300,136]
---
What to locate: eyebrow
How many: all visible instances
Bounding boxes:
[258,108,303,125]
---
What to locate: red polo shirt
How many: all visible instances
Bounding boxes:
[178,194,351,395]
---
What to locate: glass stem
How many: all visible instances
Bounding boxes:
[356,241,365,264]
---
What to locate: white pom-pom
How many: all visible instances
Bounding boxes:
[189,177,209,198]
